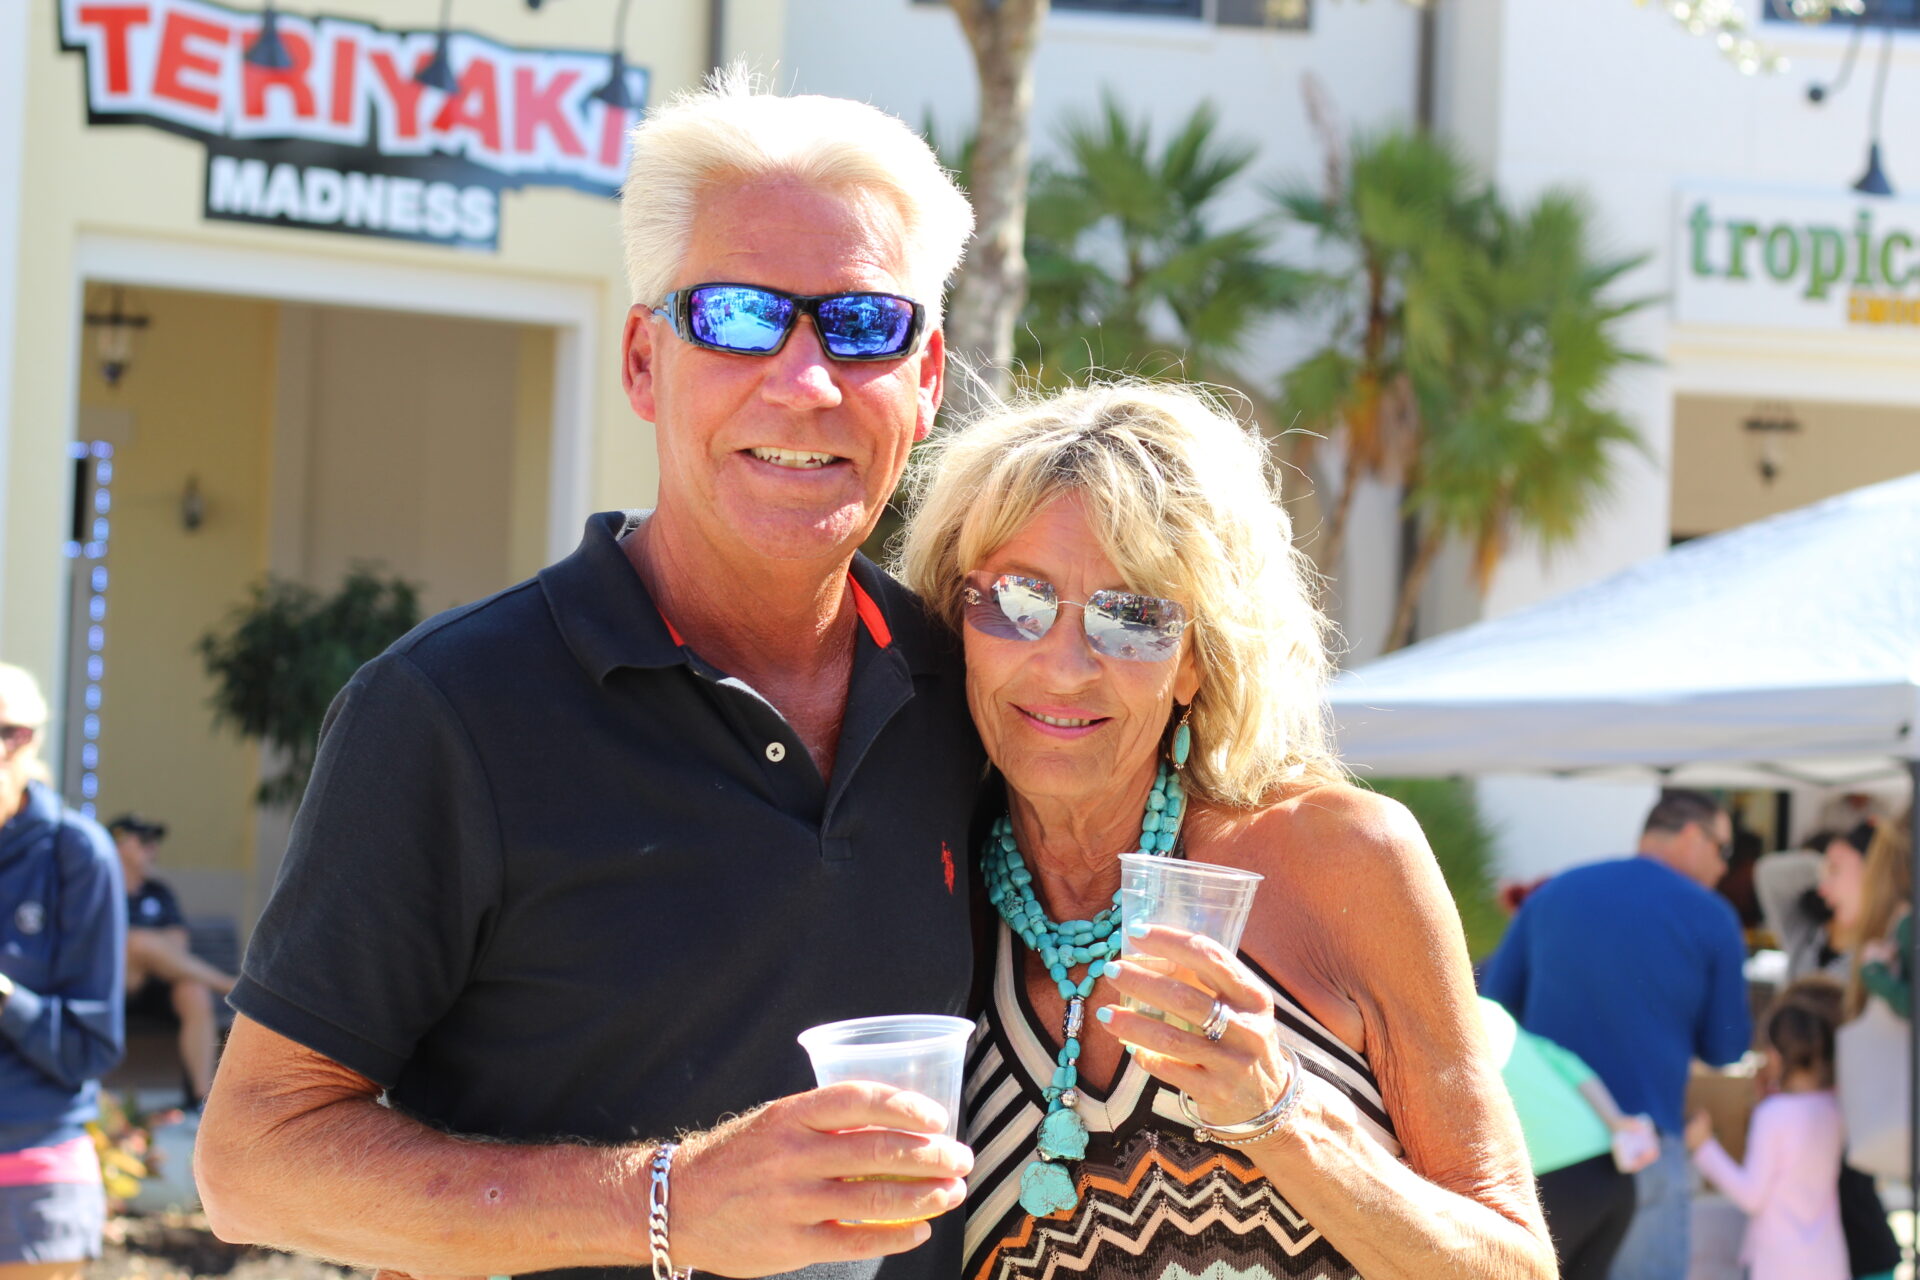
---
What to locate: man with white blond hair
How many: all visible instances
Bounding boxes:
[197,74,982,1280]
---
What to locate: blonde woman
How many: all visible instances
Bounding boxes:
[898,383,1551,1279]
[1845,816,1912,1022]
[0,663,125,1280]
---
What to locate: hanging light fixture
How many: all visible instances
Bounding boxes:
[179,476,207,533]
[82,287,150,388]
[415,0,459,93]
[245,0,295,71]
[1852,23,1896,194]
[590,0,637,110]
[1791,0,1899,194]
[1742,403,1802,485]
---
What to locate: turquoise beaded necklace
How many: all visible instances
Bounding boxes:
[980,754,1187,1218]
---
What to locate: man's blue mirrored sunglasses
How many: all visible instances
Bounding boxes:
[653,282,926,362]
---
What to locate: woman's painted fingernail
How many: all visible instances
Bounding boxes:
[1127,922,1150,938]
[1095,1006,1113,1023]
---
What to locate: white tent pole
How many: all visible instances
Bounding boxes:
[1908,757,1918,1266]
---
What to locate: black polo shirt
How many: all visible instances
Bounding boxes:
[233,512,983,1280]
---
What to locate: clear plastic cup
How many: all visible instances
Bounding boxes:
[797,1014,975,1225]
[796,1014,975,1136]
[1117,854,1263,1026]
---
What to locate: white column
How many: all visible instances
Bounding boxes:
[0,2,32,634]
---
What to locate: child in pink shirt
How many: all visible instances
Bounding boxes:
[1686,991,1847,1280]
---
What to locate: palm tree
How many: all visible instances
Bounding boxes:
[945,0,1049,405]
[1386,191,1650,650]
[1272,129,1486,577]
[1019,93,1303,407]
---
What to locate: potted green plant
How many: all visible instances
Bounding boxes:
[198,568,420,807]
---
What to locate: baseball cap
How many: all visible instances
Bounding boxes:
[106,814,168,841]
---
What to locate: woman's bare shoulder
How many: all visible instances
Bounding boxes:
[1203,781,1431,891]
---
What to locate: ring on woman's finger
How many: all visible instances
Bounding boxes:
[1201,998,1231,1042]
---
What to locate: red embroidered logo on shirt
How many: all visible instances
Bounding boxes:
[941,842,956,894]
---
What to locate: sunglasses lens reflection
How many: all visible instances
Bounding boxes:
[1084,593,1187,662]
[816,294,917,358]
[682,286,919,359]
[962,575,1186,662]
[965,575,1057,642]
[687,286,795,353]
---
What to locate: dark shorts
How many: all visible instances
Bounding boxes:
[126,975,177,1022]
[0,1179,106,1263]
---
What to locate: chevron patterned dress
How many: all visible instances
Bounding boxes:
[963,926,1400,1280]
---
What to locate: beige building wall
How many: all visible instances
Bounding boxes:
[6,0,715,697]
[72,290,552,918]
[1670,395,1920,537]
[78,287,274,894]
[5,0,717,912]
[292,305,529,613]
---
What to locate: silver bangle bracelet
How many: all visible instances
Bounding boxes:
[648,1141,694,1280]
[1179,1042,1305,1146]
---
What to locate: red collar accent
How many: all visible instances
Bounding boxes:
[658,574,891,651]
[848,576,893,649]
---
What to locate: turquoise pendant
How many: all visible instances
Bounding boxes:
[1018,1158,1079,1217]
[1036,1106,1089,1160]
[1172,720,1191,767]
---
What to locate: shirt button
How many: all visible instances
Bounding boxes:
[765,742,787,763]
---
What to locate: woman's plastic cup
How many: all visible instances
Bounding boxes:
[1117,854,1263,1026]
[797,1013,975,1225]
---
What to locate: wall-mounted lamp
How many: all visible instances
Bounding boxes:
[1794,0,1898,195]
[415,0,459,92]
[590,0,637,110]
[245,1,295,71]
[1743,403,1802,485]
[83,287,150,388]
[180,476,206,533]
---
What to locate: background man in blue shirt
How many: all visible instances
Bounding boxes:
[1482,789,1751,1280]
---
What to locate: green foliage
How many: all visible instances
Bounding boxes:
[1271,131,1492,572]
[197,568,420,807]
[1020,92,1305,389]
[1362,776,1508,961]
[1273,129,1650,638]
[1274,130,1487,470]
[1408,189,1651,588]
[920,112,975,195]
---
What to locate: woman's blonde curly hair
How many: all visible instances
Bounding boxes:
[894,381,1344,807]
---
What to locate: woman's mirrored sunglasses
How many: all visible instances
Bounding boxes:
[961,573,1189,663]
[653,282,926,362]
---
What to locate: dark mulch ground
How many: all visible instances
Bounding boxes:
[92,1214,362,1280]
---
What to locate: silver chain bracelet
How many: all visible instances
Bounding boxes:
[1179,1042,1304,1146]
[648,1141,693,1280]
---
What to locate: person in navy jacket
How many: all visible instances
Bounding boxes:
[0,661,124,1278]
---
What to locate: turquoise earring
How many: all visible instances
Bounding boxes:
[1171,705,1192,768]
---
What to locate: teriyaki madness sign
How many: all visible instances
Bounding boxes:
[59,0,650,250]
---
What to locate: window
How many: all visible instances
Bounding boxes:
[1761,0,1920,30]
[910,0,1312,30]
[1215,0,1311,28]
[1053,0,1202,14]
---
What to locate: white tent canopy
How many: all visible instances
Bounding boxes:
[1330,471,1920,1207]
[1328,470,1920,788]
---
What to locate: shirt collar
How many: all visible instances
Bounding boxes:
[541,511,928,683]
